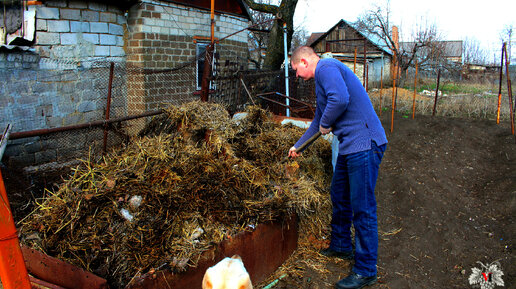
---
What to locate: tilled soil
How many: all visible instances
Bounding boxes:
[271,114,515,289]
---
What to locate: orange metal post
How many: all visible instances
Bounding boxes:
[496,43,505,124]
[0,170,31,289]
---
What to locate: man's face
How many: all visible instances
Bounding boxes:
[291,59,312,80]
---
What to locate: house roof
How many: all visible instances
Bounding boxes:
[306,32,324,46]
[309,19,392,56]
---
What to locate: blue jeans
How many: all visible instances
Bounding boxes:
[329,141,386,277]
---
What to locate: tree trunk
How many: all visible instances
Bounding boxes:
[243,0,298,70]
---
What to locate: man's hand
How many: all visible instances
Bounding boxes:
[320,125,332,135]
[288,146,300,158]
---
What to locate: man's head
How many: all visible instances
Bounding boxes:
[290,46,319,80]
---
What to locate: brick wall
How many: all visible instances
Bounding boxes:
[125,1,250,114]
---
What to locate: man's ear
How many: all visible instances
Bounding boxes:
[300,58,308,67]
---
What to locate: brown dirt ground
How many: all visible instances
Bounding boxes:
[2,112,515,289]
[265,113,516,289]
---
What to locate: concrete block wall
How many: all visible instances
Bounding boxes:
[35,0,126,62]
[125,1,250,114]
[1,0,128,167]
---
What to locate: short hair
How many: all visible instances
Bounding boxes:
[291,46,316,64]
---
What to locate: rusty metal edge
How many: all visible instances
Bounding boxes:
[21,246,109,289]
[125,213,298,289]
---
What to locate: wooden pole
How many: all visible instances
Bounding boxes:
[379,66,383,116]
[497,43,505,124]
[354,47,357,73]
[391,73,396,133]
[363,39,367,87]
[432,69,441,116]
[412,60,418,119]
[503,44,514,135]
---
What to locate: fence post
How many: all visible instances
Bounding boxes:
[103,62,114,154]
[496,43,505,124]
[503,44,514,135]
[432,69,441,116]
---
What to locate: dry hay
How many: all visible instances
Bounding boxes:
[19,101,333,288]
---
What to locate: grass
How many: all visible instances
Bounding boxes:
[401,78,505,96]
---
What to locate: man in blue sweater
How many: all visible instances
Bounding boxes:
[288,46,388,289]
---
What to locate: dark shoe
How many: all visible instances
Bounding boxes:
[335,272,377,289]
[320,247,354,260]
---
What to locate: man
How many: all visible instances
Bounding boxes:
[288,46,387,289]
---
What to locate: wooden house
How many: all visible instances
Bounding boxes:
[308,19,392,87]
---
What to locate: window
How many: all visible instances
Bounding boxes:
[195,42,216,90]
[196,42,208,90]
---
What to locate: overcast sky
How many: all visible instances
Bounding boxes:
[293,0,515,61]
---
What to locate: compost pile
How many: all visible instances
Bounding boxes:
[20,101,333,288]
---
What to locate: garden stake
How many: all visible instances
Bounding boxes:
[496,43,505,124]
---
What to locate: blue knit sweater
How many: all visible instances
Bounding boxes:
[294,58,387,155]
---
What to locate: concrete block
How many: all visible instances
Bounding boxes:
[116,35,124,46]
[35,149,57,164]
[45,0,66,7]
[100,34,116,45]
[61,33,77,45]
[37,7,60,19]
[117,15,126,25]
[90,22,108,33]
[110,46,125,56]
[82,33,99,44]
[108,23,124,35]
[70,21,90,32]
[36,32,60,45]
[69,1,87,9]
[95,46,110,56]
[61,8,81,20]
[89,2,107,12]
[100,12,117,23]
[77,101,96,112]
[36,19,48,31]
[47,20,70,32]
[82,10,99,22]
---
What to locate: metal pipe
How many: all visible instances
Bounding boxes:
[103,62,115,153]
[9,110,164,140]
[283,23,290,117]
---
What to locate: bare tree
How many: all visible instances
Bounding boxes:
[500,24,513,64]
[462,37,488,65]
[354,2,447,75]
[242,0,298,69]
